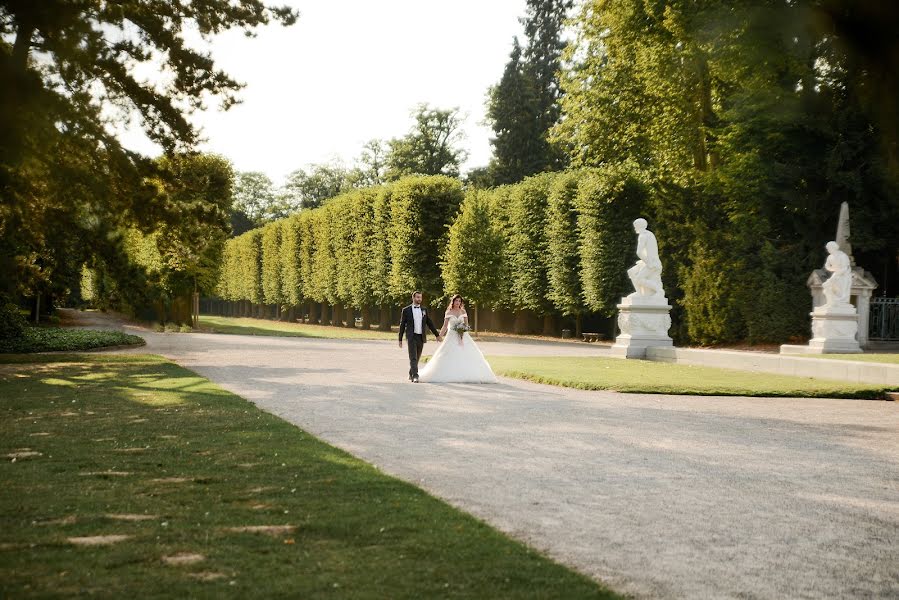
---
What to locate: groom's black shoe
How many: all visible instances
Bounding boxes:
[412,376,419,383]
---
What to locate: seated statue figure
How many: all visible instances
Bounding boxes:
[626,218,665,300]
[822,241,852,309]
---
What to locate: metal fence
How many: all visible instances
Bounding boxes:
[869,297,899,341]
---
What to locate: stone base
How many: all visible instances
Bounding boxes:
[780,305,862,355]
[610,298,673,359]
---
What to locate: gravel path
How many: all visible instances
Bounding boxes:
[67,311,899,598]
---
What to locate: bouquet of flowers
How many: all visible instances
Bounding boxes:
[451,321,471,344]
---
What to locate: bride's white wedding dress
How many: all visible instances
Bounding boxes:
[418,312,497,384]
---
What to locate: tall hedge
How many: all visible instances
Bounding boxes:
[441,190,506,309]
[504,173,556,313]
[576,164,648,316]
[280,213,303,306]
[261,221,283,305]
[215,169,657,336]
[545,171,584,322]
[388,176,464,303]
[369,186,394,308]
[309,204,337,305]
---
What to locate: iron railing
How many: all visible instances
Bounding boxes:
[869,297,899,341]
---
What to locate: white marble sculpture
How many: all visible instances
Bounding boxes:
[612,218,673,358]
[781,235,862,354]
[822,241,852,309]
[626,218,665,302]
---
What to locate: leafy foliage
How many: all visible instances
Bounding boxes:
[0,0,296,313]
[554,0,899,342]
[504,173,556,313]
[0,327,144,353]
[544,171,583,318]
[485,0,571,185]
[576,165,648,316]
[441,191,506,309]
[385,105,467,181]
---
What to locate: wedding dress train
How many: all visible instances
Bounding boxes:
[418,314,497,384]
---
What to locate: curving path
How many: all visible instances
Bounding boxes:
[67,311,899,599]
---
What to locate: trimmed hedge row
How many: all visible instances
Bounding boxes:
[216,168,648,335]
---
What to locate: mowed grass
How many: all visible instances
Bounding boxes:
[0,354,615,599]
[794,353,899,365]
[487,356,895,399]
[199,315,396,340]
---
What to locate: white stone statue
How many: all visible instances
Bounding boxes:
[821,241,852,309]
[626,218,665,300]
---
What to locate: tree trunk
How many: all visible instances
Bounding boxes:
[287,306,296,323]
[345,305,355,328]
[12,23,34,72]
[361,306,371,329]
[542,313,557,337]
[378,303,392,331]
[575,313,583,338]
[331,303,343,327]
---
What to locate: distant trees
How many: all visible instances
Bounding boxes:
[385,105,468,181]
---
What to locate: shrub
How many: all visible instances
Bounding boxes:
[179,324,193,333]
[0,328,145,353]
[0,298,27,340]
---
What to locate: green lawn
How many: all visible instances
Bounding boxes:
[0,353,615,599]
[0,327,145,353]
[794,353,899,365]
[199,315,396,340]
[487,356,895,399]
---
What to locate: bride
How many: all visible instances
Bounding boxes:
[418,295,497,384]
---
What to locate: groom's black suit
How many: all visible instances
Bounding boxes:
[399,304,440,380]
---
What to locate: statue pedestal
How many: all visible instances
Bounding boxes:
[610,296,673,358]
[780,305,862,354]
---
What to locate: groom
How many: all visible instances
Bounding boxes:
[398,291,441,383]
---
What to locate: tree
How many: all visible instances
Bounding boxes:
[233,171,277,226]
[485,0,572,185]
[441,191,505,326]
[505,173,556,315]
[554,0,899,343]
[575,164,647,318]
[355,139,388,187]
[544,171,584,334]
[485,38,542,185]
[0,0,297,323]
[260,220,283,308]
[283,162,355,210]
[388,176,464,303]
[385,105,468,180]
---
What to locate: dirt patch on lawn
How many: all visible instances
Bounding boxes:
[188,571,228,581]
[224,525,296,536]
[162,552,205,566]
[105,514,158,522]
[68,535,131,546]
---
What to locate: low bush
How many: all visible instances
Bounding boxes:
[0,328,145,353]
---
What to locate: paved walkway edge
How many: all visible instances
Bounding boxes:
[646,346,899,386]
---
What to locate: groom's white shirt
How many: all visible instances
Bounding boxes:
[412,305,423,334]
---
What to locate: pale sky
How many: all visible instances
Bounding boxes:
[119,1,528,185]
